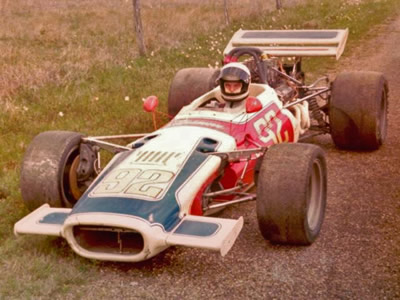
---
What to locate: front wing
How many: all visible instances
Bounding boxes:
[14,204,243,258]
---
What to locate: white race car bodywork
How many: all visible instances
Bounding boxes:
[14,28,362,262]
[15,125,243,262]
[14,81,311,262]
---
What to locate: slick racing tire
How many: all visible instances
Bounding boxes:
[330,71,388,150]
[256,143,327,245]
[20,131,91,211]
[168,68,220,117]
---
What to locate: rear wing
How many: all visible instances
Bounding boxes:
[223,29,349,60]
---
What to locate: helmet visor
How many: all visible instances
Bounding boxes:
[219,65,250,83]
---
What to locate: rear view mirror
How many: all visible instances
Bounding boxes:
[143,95,159,112]
[245,96,262,113]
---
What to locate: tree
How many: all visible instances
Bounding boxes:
[132,0,146,56]
[276,0,282,10]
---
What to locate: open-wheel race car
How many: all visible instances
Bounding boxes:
[14,29,388,262]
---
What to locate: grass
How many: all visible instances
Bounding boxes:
[0,236,95,298]
[0,0,302,101]
[1,0,399,298]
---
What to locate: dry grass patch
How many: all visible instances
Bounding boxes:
[0,0,303,101]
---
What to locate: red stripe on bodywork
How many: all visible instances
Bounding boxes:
[169,103,295,148]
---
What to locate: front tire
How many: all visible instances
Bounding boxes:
[20,131,89,211]
[256,143,327,245]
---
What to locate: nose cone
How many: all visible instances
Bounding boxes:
[62,213,169,262]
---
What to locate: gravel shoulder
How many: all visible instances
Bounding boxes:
[72,15,400,300]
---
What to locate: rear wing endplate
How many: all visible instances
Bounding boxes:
[223,29,349,60]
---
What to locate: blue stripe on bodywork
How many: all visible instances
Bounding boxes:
[39,212,69,225]
[174,220,219,237]
[71,138,218,232]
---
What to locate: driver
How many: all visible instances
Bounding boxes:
[218,62,251,111]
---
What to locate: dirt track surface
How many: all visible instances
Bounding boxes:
[77,17,400,299]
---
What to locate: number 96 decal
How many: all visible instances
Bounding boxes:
[91,168,175,200]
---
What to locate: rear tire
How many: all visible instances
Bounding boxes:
[20,131,87,211]
[256,143,327,245]
[330,71,388,150]
[168,68,220,117]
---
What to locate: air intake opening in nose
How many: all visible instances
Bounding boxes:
[73,225,144,255]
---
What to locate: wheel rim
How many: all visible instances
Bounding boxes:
[61,146,81,206]
[69,155,83,201]
[307,159,323,231]
[376,89,388,144]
